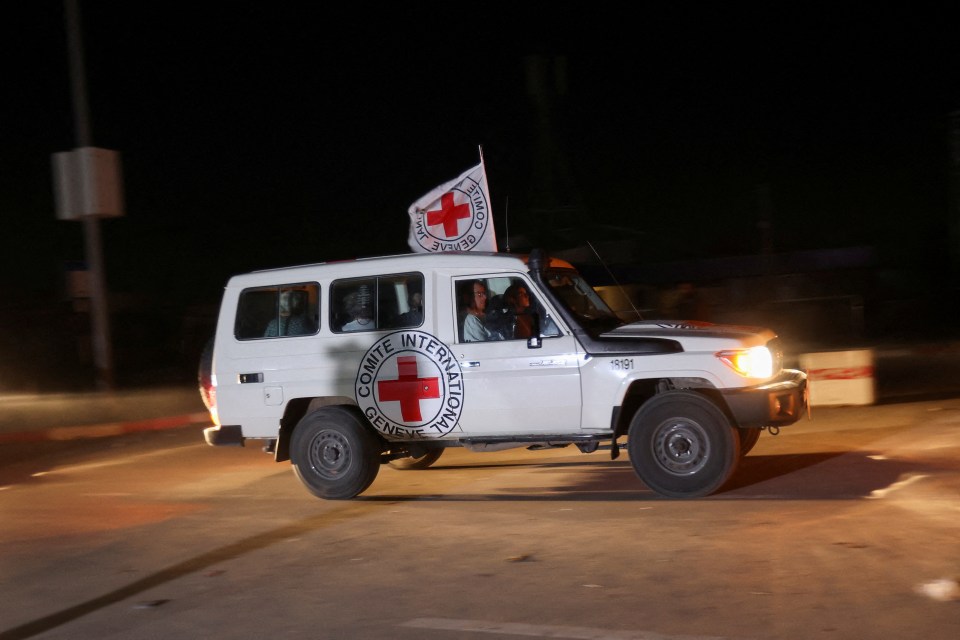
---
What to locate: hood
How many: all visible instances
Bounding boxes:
[601,319,775,342]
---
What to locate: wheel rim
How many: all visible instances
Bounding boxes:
[651,418,709,475]
[308,429,352,479]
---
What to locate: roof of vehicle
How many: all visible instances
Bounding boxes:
[225,251,575,287]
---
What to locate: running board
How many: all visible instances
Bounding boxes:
[459,432,619,457]
[459,432,614,446]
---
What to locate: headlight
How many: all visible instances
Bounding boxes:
[716,346,774,378]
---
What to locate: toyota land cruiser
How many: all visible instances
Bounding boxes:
[201,249,807,499]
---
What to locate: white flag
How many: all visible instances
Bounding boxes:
[407,162,497,253]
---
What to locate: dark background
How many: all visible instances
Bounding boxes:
[3,3,960,388]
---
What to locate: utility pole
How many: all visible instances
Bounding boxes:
[949,111,960,295]
[524,54,581,230]
[63,0,115,390]
[756,182,775,282]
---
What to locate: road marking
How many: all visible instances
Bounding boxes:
[34,444,198,476]
[0,503,373,639]
[401,618,736,639]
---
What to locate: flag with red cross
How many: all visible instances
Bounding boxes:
[407,161,497,253]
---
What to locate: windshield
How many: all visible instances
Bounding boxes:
[543,269,624,334]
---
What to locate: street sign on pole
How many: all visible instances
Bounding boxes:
[52,147,125,221]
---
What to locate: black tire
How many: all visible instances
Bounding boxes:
[290,406,382,500]
[389,448,444,470]
[738,427,762,457]
[627,391,740,498]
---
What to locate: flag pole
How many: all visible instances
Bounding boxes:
[504,196,510,252]
[477,144,497,252]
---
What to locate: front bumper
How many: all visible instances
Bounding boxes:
[203,424,245,447]
[721,369,807,428]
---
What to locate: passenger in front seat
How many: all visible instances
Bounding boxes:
[460,280,497,342]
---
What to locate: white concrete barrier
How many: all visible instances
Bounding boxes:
[799,349,875,406]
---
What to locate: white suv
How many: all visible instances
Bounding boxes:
[201,249,806,499]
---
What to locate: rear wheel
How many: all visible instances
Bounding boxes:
[290,406,382,500]
[389,448,444,470]
[627,391,740,498]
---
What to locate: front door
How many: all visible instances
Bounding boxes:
[451,275,583,435]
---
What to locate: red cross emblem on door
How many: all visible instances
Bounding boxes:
[377,355,441,422]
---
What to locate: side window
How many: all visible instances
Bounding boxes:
[331,272,424,333]
[455,276,561,343]
[236,283,320,340]
[388,274,425,329]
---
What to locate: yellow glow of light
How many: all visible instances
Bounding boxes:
[717,346,774,378]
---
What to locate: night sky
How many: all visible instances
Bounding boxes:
[4,3,960,309]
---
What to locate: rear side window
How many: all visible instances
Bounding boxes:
[235,283,320,339]
[331,272,424,333]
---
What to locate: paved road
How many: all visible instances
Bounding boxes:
[0,386,208,443]
[1,396,959,639]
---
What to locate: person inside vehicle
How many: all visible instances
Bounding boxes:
[398,291,423,326]
[263,289,314,337]
[461,280,496,342]
[341,287,375,331]
[503,282,536,339]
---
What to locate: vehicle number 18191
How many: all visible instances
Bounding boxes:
[610,358,634,370]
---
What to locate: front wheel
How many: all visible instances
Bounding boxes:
[290,406,382,500]
[627,391,740,498]
[738,427,762,457]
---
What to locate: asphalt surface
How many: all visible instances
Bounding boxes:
[0,385,209,444]
[2,340,960,444]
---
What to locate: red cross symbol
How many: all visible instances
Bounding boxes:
[377,355,440,422]
[426,192,470,238]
